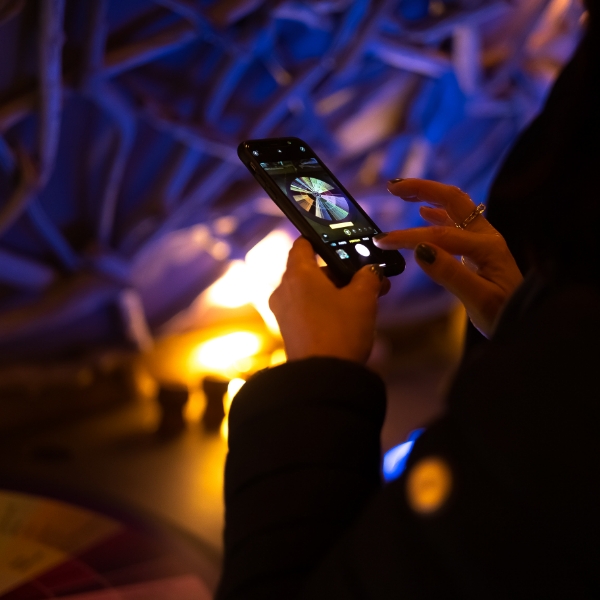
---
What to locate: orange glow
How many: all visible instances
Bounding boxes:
[225,378,246,413]
[205,260,251,308]
[203,229,294,333]
[220,378,246,440]
[270,348,287,366]
[189,332,261,376]
[406,457,452,515]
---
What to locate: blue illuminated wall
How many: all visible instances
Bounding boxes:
[0,0,583,359]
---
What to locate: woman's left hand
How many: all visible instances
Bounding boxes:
[269,237,389,363]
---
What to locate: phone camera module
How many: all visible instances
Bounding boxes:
[252,150,259,156]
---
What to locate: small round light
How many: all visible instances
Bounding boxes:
[406,457,452,515]
[252,150,259,156]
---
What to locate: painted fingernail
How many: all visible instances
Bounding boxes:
[416,243,436,264]
[370,264,384,280]
[388,178,405,184]
[373,232,388,241]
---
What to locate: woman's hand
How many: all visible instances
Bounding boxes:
[374,178,523,338]
[269,237,389,363]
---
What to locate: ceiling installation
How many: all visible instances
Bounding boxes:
[0,0,583,360]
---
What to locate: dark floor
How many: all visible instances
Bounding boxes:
[0,305,465,566]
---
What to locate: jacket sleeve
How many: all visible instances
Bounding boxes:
[216,357,386,600]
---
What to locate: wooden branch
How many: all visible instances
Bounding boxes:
[103,21,197,78]
[323,0,394,85]
[248,61,330,138]
[117,288,153,351]
[93,84,136,247]
[0,91,36,133]
[27,200,79,271]
[0,0,25,26]
[38,0,65,187]
[453,25,481,95]
[127,161,239,257]
[486,0,551,96]
[0,248,56,290]
[0,136,15,172]
[205,53,255,123]
[81,0,108,85]
[142,104,238,163]
[204,0,266,28]
[155,0,204,27]
[0,148,39,239]
[153,145,200,211]
[372,39,451,78]
[401,1,509,45]
[0,273,120,341]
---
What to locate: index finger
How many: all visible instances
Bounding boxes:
[374,226,498,259]
[388,178,492,232]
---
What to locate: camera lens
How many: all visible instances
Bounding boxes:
[277,149,282,153]
[252,150,259,156]
[300,146,305,152]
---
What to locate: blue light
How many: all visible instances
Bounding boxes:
[382,428,424,482]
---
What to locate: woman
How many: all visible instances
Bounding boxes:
[216,14,600,600]
[218,179,600,599]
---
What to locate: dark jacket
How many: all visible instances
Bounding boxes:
[216,276,600,599]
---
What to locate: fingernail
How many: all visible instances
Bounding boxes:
[370,264,384,280]
[416,243,436,264]
[388,178,404,184]
[373,232,388,241]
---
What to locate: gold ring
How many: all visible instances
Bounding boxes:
[455,203,485,229]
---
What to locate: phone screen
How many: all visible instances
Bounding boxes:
[258,156,380,263]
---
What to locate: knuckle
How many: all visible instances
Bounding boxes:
[430,225,451,243]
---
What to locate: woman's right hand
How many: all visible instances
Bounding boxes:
[374,178,523,338]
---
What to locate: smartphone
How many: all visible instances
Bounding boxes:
[238,137,406,284]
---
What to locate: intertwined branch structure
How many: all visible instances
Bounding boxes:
[0,0,583,360]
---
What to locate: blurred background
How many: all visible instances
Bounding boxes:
[0,0,585,595]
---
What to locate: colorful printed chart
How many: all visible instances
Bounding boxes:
[0,491,213,599]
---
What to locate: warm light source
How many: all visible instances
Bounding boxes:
[205,260,252,308]
[220,377,247,440]
[189,332,261,375]
[244,230,293,333]
[221,377,246,440]
[203,229,294,333]
[270,348,287,366]
[226,377,246,412]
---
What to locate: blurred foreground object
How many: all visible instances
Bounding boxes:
[0,489,216,598]
[156,381,189,438]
